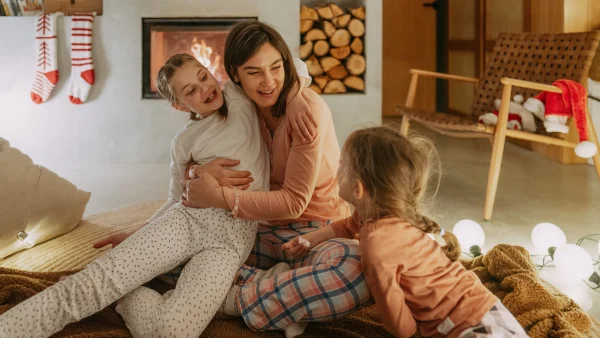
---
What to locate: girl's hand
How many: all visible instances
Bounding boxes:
[287,89,317,142]
[282,236,311,258]
[186,158,253,190]
[93,230,134,249]
[181,172,228,209]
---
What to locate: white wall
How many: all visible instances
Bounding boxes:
[0,0,381,212]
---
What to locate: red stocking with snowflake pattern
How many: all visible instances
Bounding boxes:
[68,13,96,104]
[31,13,63,104]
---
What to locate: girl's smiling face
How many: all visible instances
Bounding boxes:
[170,61,224,116]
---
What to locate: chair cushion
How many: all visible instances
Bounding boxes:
[0,138,91,260]
[397,107,489,132]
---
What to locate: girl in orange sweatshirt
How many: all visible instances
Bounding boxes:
[283,126,528,338]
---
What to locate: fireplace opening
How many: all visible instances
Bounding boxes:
[142,17,256,99]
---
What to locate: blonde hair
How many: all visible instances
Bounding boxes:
[156,53,227,120]
[342,125,461,261]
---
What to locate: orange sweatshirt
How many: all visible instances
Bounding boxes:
[222,91,349,225]
[331,213,498,338]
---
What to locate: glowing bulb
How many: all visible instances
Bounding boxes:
[561,285,593,311]
[453,220,485,251]
[531,223,567,255]
[554,244,594,282]
[17,231,36,249]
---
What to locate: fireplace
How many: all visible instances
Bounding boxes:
[142,17,256,99]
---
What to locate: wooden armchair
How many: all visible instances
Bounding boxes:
[396,32,600,221]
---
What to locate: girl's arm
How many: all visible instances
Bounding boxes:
[283,212,359,258]
[282,225,336,258]
[361,230,418,338]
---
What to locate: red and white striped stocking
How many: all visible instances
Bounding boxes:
[68,13,96,104]
[31,13,62,104]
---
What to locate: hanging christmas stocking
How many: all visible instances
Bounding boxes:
[68,13,96,104]
[31,13,63,104]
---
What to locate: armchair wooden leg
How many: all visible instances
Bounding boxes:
[586,109,600,180]
[400,116,410,136]
[484,85,512,221]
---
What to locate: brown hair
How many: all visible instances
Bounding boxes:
[224,21,300,119]
[156,53,227,120]
[342,125,461,261]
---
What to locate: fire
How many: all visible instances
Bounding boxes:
[191,37,223,81]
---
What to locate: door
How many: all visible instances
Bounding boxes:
[445,0,530,116]
[446,0,483,116]
[382,0,437,116]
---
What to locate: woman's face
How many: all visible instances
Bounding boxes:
[170,60,224,115]
[235,43,285,111]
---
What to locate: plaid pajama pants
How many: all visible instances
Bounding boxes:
[233,221,372,331]
[458,301,529,338]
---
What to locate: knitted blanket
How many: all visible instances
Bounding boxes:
[1,202,597,337]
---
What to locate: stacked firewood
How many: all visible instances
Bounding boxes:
[300,3,366,94]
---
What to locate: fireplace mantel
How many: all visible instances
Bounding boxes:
[142,17,256,99]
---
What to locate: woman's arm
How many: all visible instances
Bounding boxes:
[182,91,331,221]
[223,92,329,220]
[287,58,316,141]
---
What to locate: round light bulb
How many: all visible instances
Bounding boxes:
[452,220,485,250]
[554,244,594,282]
[531,222,567,255]
[561,285,593,311]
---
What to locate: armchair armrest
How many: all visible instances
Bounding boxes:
[410,69,480,83]
[500,77,562,93]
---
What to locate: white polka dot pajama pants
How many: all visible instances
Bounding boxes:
[0,204,257,338]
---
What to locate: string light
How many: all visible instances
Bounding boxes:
[17,231,36,249]
[553,244,596,283]
[453,220,485,257]
[531,223,567,258]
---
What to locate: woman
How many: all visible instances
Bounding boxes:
[180,21,371,336]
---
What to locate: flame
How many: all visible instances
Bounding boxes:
[191,37,222,80]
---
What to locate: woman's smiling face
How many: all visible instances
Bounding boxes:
[235,43,285,111]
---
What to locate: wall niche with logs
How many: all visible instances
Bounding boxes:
[300,1,366,94]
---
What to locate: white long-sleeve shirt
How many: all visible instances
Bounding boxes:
[148,59,310,222]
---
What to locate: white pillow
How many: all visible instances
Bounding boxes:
[0,138,91,259]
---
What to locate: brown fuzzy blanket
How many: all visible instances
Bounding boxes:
[1,244,597,338]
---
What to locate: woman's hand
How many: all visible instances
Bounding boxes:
[287,89,317,142]
[282,236,311,259]
[186,158,253,190]
[181,173,229,209]
[93,230,135,249]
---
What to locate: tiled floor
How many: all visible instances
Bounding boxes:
[48,121,600,319]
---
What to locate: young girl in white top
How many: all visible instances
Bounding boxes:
[0,53,312,338]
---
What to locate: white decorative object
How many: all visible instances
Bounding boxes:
[298,236,311,248]
[531,223,567,255]
[17,231,36,249]
[561,284,593,312]
[554,244,595,282]
[452,220,485,249]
